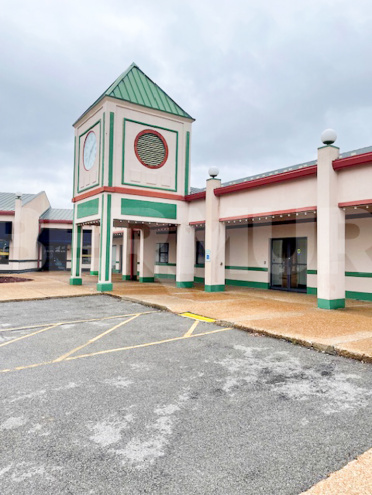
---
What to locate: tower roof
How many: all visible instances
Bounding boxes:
[75,63,194,124]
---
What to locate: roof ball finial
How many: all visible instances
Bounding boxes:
[209,167,219,178]
[321,129,337,145]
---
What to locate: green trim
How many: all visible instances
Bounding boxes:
[112,269,120,274]
[205,284,225,292]
[77,198,99,219]
[105,195,112,281]
[77,120,102,194]
[184,131,190,195]
[346,291,372,301]
[72,136,76,196]
[317,298,345,310]
[70,207,75,277]
[122,118,178,192]
[98,193,105,282]
[194,263,205,268]
[76,225,82,277]
[101,112,105,185]
[97,282,113,292]
[225,266,268,272]
[90,270,98,276]
[121,198,177,219]
[345,271,372,278]
[176,281,193,288]
[194,276,205,283]
[307,269,317,275]
[155,262,176,266]
[122,275,131,280]
[307,287,317,295]
[69,277,82,286]
[155,273,177,280]
[225,279,269,289]
[108,112,114,187]
[139,277,155,283]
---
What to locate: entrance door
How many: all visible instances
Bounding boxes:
[270,238,307,292]
[44,245,67,271]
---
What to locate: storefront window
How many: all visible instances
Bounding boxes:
[82,247,91,265]
[0,240,9,264]
[156,243,169,263]
[196,241,205,265]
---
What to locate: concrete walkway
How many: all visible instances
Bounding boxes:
[2,271,371,363]
[1,270,372,494]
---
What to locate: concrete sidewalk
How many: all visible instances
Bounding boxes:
[1,271,372,363]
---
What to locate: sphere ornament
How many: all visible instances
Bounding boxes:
[321,129,337,145]
[208,167,219,178]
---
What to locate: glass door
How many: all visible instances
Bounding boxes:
[270,238,307,292]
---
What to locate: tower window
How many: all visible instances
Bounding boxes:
[134,130,168,169]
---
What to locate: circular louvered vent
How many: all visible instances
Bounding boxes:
[134,130,168,169]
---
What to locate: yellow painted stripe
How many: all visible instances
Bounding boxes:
[180,312,215,323]
[0,324,60,348]
[53,314,140,362]
[0,311,155,333]
[183,320,199,338]
[0,327,233,374]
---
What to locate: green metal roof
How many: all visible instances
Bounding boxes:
[75,63,194,124]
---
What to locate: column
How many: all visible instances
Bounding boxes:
[139,226,156,282]
[122,228,132,280]
[90,225,100,275]
[317,140,345,309]
[176,223,195,288]
[97,193,113,291]
[70,209,83,285]
[205,177,225,292]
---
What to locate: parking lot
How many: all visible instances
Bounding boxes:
[1,295,372,494]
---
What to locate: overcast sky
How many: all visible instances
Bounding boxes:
[1,0,372,208]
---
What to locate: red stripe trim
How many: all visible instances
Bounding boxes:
[185,191,206,201]
[214,166,317,196]
[39,219,73,224]
[189,220,205,225]
[338,199,372,208]
[0,211,15,216]
[73,186,184,203]
[333,152,372,170]
[220,206,317,222]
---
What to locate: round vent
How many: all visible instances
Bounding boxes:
[134,130,168,169]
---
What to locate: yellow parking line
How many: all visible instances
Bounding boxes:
[183,320,199,338]
[180,312,216,323]
[53,313,140,362]
[0,327,233,374]
[0,324,60,348]
[0,311,156,333]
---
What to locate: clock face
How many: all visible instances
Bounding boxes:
[83,131,97,171]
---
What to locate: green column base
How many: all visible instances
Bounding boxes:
[176,281,194,288]
[205,284,225,292]
[139,277,155,283]
[97,282,113,292]
[90,271,98,276]
[70,277,82,286]
[317,298,345,310]
[122,275,131,281]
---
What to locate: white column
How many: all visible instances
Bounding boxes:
[70,207,83,285]
[139,226,156,282]
[90,226,100,275]
[97,193,113,291]
[205,178,225,291]
[317,143,345,309]
[176,223,195,288]
[122,228,132,280]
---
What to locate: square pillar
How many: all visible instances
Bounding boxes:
[97,194,113,292]
[176,223,195,288]
[122,228,132,281]
[90,226,100,276]
[139,226,156,282]
[205,178,225,292]
[70,216,83,285]
[317,144,345,309]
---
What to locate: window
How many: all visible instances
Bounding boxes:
[195,241,205,265]
[82,247,91,265]
[156,243,169,263]
[0,240,9,264]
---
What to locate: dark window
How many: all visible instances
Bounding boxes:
[82,247,91,265]
[0,240,9,264]
[156,243,169,263]
[196,241,205,265]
